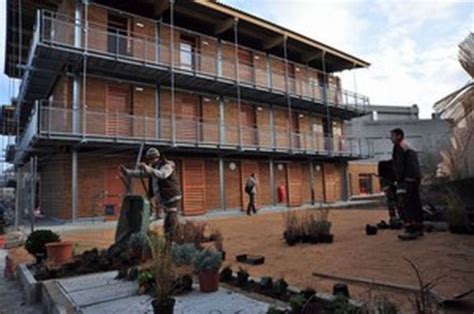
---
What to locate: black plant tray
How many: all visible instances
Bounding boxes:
[236,254,265,265]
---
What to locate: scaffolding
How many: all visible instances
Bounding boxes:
[7,0,372,219]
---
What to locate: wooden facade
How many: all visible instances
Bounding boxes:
[38,150,347,217]
[10,0,371,220]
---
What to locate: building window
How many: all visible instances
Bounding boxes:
[107,13,131,56]
[372,111,378,121]
[358,173,373,194]
[180,35,197,71]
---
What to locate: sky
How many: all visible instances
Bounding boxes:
[220,0,473,118]
[0,0,472,118]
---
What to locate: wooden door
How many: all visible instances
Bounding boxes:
[287,162,302,207]
[182,160,205,215]
[107,85,131,137]
[274,162,288,205]
[178,95,200,142]
[224,161,241,209]
[241,105,256,146]
[324,163,342,202]
[104,165,124,217]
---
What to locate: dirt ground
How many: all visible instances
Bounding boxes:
[45,208,474,310]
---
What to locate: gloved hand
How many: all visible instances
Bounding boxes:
[120,165,131,177]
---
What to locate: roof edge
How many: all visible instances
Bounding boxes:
[197,1,370,68]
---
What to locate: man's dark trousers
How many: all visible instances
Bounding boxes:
[247,193,256,215]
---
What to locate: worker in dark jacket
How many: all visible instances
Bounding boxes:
[121,148,182,246]
[390,128,423,240]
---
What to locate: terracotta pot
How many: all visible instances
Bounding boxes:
[45,241,73,266]
[151,298,175,314]
[198,269,219,292]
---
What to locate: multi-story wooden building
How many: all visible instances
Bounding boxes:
[4,0,371,221]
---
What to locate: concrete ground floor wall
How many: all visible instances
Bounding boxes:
[36,149,349,220]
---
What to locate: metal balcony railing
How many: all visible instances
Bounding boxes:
[12,102,369,158]
[34,10,369,111]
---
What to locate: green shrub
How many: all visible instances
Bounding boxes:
[25,229,61,263]
[445,189,465,226]
[289,293,306,312]
[171,243,198,266]
[192,249,222,273]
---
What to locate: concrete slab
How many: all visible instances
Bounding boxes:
[62,280,137,307]
[80,286,270,314]
[46,271,272,313]
[57,271,118,292]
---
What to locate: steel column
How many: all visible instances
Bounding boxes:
[309,160,315,205]
[322,51,332,154]
[341,162,350,201]
[29,156,36,232]
[269,104,275,149]
[233,18,242,148]
[219,97,225,145]
[269,158,275,206]
[14,167,20,227]
[74,0,82,47]
[72,150,78,222]
[283,35,293,151]
[156,86,160,139]
[219,157,225,210]
[170,0,176,146]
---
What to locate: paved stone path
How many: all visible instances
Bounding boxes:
[0,250,41,314]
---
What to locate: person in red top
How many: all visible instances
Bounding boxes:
[390,128,424,240]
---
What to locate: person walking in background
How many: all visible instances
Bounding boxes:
[390,128,423,240]
[245,173,258,216]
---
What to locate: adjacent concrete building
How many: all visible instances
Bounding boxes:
[346,104,452,196]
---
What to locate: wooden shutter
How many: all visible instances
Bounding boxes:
[182,160,206,215]
[178,95,199,142]
[107,85,131,137]
[238,48,253,83]
[241,104,256,146]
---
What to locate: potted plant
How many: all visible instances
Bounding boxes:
[128,232,150,262]
[307,221,319,244]
[283,212,301,246]
[148,235,177,314]
[25,229,61,263]
[193,249,223,292]
[445,189,469,234]
[236,267,250,287]
[171,242,198,291]
[318,221,334,243]
[273,278,288,296]
[210,228,225,260]
[45,241,74,266]
[219,265,233,282]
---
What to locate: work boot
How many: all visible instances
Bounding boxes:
[377,220,389,229]
[398,224,422,240]
[389,218,404,230]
